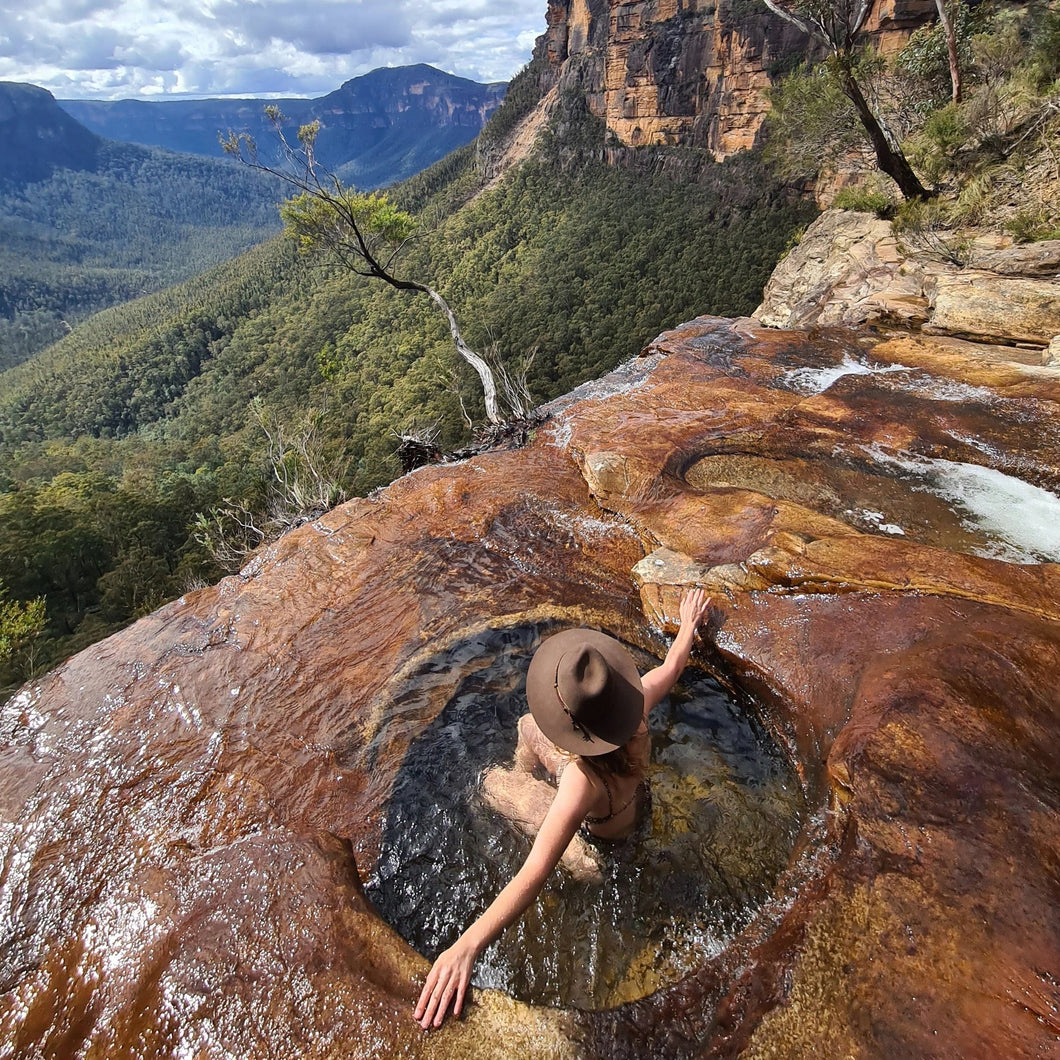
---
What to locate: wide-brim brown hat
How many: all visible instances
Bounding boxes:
[526,629,644,756]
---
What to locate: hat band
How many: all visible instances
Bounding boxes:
[554,660,595,745]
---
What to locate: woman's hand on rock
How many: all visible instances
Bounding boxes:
[414,938,476,1029]
[679,587,711,630]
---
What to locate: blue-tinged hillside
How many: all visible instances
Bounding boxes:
[0,81,282,367]
[60,65,507,191]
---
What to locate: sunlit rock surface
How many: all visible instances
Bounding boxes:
[2,317,1059,1057]
[536,0,934,157]
[757,211,1060,359]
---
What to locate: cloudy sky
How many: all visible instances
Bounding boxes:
[0,0,543,100]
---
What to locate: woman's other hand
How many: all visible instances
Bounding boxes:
[414,937,477,1029]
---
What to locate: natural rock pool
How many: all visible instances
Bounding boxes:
[1,317,1057,1058]
[365,625,803,1010]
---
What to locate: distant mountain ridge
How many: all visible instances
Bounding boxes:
[60,65,508,189]
[0,81,105,185]
[0,79,282,367]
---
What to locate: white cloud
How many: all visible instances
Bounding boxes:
[0,0,541,99]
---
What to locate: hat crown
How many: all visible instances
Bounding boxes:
[526,627,644,756]
[558,646,610,715]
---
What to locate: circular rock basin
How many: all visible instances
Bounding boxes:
[364,624,805,1011]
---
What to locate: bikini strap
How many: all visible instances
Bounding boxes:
[584,771,642,825]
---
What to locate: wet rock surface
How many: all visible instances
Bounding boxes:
[2,317,1059,1057]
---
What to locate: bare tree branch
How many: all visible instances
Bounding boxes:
[223,109,513,424]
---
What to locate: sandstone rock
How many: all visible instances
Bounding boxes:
[926,271,1060,345]
[1043,334,1060,366]
[3,317,1058,1057]
[538,0,935,158]
[757,210,1060,351]
[754,210,916,329]
[972,238,1060,277]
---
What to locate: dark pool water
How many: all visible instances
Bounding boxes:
[364,624,805,1010]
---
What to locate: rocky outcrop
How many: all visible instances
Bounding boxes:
[535,0,937,157]
[2,316,1058,1057]
[756,209,1060,360]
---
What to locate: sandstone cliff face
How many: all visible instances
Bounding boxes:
[2,315,1057,1057]
[535,0,937,157]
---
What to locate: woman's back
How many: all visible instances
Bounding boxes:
[578,723,651,840]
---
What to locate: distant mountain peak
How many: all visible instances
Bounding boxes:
[0,80,103,185]
[58,66,507,189]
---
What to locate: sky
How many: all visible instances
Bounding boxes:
[0,0,543,100]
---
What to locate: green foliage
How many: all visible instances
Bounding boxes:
[194,398,348,571]
[0,460,222,684]
[1029,4,1060,87]
[831,188,895,218]
[280,189,418,257]
[1005,209,1060,244]
[0,580,45,667]
[892,196,972,265]
[0,142,280,368]
[765,62,862,179]
[0,94,815,680]
[727,0,767,30]
[906,102,969,183]
[896,0,982,108]
[768,1,1060,222]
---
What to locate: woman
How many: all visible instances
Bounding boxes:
[414,588,710,1029]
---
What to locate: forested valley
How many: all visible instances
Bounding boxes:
[0,136,282,369]
[0,68,816,693]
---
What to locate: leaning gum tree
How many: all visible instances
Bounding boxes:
[223,109,508,425]
[763,0,930,199]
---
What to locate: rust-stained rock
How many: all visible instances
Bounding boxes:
[2,317,1059,1057]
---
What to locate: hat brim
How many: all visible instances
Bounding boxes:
[526,629,644,756]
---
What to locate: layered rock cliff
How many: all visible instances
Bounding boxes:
[756,209,1060,361]
[535,0,937,158]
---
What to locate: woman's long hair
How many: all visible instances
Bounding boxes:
[581,742,642,784]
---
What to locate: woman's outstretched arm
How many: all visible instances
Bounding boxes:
[414,762,597,1029]
[640,587,711,713]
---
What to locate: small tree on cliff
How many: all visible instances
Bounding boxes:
[223,109,509,425]
[762,0,930,199]
[0,580,45,690]
[933,0,963,104]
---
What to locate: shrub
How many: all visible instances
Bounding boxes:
[832,188,895,218]
[892,197,972,266]
[1005,209,1060,244]
[906,102,969,184]
[1029,5,1060,88]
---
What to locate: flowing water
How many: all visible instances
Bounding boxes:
[684,352,1060,564]
[364,624,804,1011]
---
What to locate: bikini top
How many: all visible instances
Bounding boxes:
[583,772,645,825]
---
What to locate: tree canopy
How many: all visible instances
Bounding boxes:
[763,0,929,198]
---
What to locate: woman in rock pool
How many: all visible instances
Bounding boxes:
[414,588,711,1029]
